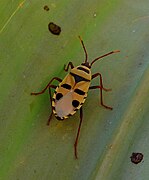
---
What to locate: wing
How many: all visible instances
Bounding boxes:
[52,72,91,119]
[55,91,74,118]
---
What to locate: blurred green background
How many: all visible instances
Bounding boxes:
[0,0,149,179]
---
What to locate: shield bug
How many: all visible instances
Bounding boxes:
[31,36,120,159]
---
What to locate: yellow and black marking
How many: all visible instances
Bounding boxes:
[52,65,91,120]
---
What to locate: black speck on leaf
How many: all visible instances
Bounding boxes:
[44,5,49,11]
[130,152,144,164]
[48,22,61,35]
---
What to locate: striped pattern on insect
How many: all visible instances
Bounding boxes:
[31,36,120,159]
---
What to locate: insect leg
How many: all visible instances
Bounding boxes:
[89,85,111,92]
[89,73,113,110]
[47,85,57,126]
[31,77,62,95]
[64,62,74,72]
[74,107,83,159]
[91,73,112,91]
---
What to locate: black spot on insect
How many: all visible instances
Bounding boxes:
[48,22,61,35]
[74,89,85,95]
[84,96,87,99]
[43,5,49,11]
[61,83,71,90]
[77,67,89,74]
[52,98,55,102]
[72,100,80,108]
[56,116,64,121]
[68,114,72,117]
[130,152,144,164]
[70,72,90,83]
[52,106,55,110]
[33,169,37,174]
[56,93,63,100]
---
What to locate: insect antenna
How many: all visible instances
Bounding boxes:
[90,50,120,67]
[78,36,88,63]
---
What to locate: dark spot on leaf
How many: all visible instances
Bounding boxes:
[48,22,61,35]
[56,93,63,100]
[130,152,144,164]
[43,5,49,11]
[72,100,79,108]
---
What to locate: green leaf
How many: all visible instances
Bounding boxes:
[0,0,149,179]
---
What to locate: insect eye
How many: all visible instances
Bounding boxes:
[56,93,63,100]
[72,100,80,108]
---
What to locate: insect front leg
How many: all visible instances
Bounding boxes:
[91,73,112,91]
[31,77,62,95]
[89,73,113,110]
[74,107,83,159]
[64,62,74,72]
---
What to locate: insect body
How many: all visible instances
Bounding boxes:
[52,64,91,120]
[31,36,120,159]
